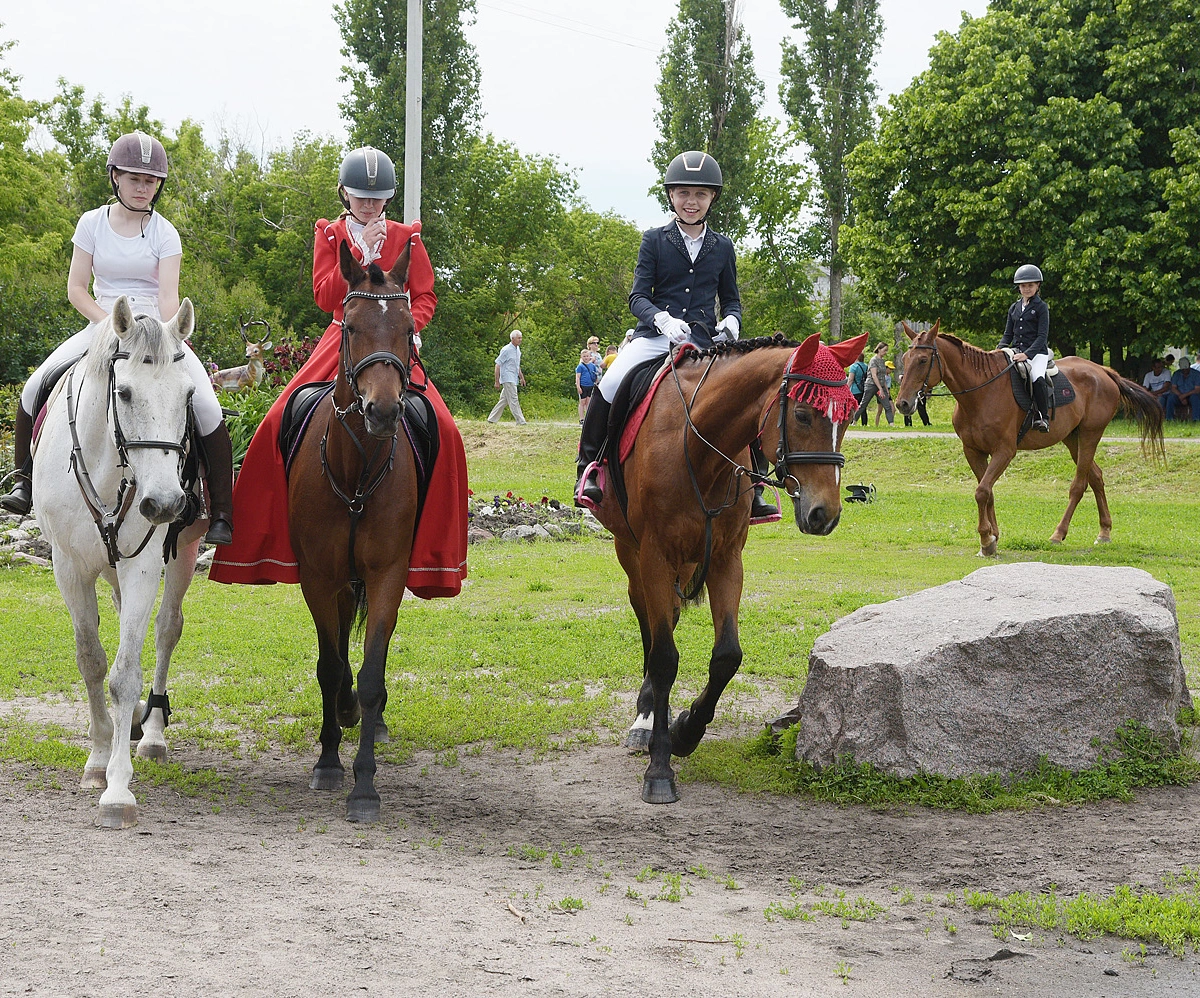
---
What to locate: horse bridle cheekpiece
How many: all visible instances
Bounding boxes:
[772,348,854,497]
[67,348,193,568]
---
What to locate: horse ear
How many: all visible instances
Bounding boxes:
[789,332,822,372]
[164,298,195,344]
[389,239,412,289]
[828,332,870,368]
[902,321,916,341]
[930,318,941,335]
[339,240,365,286]
[112,296,134,338]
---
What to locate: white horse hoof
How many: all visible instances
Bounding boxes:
[136,741,167,763]
[96,801,138,829]
[81,768,107,790]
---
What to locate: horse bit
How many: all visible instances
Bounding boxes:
[320,288,413,581]
[66,348,193,570]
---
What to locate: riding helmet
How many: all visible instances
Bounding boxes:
[1013,264,1043,284]
[663,151,723,195]
[338,146,397,200]
[106,132,169,178]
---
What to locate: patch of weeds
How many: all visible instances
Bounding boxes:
[724,875,741,891]
[834,960,851,984]
[764,901,815,923]
[688,863,712,880]
[554,897,586,913]
[657,872,689,903]
[1122,944,1147,965]
[623,913,634,925]
[678,722,1200,812]
[812,897,887,922]
[635,865,659,884]
[625,887,642,901]
[964,873,1200,957]
[944,916,958,934]
[508,843,548,862]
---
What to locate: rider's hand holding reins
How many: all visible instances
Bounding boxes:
[715,316,740,341]
[654,311,692,344]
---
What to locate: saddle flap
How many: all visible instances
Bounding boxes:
[279,381,336,475]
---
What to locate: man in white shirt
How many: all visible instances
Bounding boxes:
[488,330,527,425]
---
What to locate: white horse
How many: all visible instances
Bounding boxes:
[33,296,206,828]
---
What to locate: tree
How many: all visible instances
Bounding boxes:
[841,0,1200,374]
[779,0,882,343]
[652,0,764,238]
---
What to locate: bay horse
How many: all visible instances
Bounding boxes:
[287,241,417,823]
[587,331,867,804]
[33,297,206,828]
[895,321,1165,556]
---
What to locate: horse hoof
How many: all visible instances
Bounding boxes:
[136,742,167,763]
[81,768,107,790]
[96,802,138,829]
[309,767,344,791]
[669,710,703,758]
[1095,535,1111,545]
[374,720,390,744]
[624,727,652,753]
[346,798,380,823]
[641,777,678,805]
[337,700,361,729]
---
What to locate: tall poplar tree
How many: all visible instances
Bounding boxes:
[780,0,881,342]
[652,0,764,239]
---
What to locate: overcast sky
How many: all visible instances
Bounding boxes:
[5,1,988,228]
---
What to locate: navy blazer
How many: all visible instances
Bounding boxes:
[628,222,741,339]
[999,295,1049,357]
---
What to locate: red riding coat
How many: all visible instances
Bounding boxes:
[209,217,468,597]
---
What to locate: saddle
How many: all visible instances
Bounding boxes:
[29,355,83,447]
[1001,349,1076,440]
[279,381,439,521]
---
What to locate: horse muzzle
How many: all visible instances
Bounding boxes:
[791,494,841,536]
[895,395,914,416]
[363,397,403,438]
[139,491,188,525]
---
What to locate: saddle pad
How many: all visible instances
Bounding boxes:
[1008,367,1077,411]
[30,357,83,452]
[616,344,698,464]
[279,382,336,473]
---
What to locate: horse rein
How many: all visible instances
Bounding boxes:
[67,349,192,569]
[909,341,1014,402]
[322,288,413,582]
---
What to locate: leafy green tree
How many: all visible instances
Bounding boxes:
[652,0,764,238]
[779,0,882,344]
[842,0,1200,374]
[737,117,818,339]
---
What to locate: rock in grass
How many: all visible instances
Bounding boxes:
[794,563,1191,778]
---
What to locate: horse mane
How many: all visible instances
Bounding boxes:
[936,332,1006,377]
[674,333,798,365]
[84,313,179,381]
[365,263,391,287]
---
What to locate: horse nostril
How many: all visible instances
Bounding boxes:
[139,497,160,520]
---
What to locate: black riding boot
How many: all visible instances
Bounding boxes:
[1031,377,1050,432]
[200,422,235,545]
[0,406,34,516]
[575,395,611,506]
[748,440,779,522]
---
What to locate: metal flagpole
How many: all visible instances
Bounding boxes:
[403,0,423,224]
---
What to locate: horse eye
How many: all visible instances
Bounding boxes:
[117,386,132,402]
[793,406,813,426]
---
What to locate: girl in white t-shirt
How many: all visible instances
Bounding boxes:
[1,132,235,545]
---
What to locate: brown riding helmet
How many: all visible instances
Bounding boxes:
[106,132,169,178]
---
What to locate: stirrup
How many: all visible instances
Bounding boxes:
[1032,415,1050,432]
[749,485,781,524]
[574,461,604,511]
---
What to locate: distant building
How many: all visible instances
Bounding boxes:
[810,265,859,303]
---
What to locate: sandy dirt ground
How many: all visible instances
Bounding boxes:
[3,707,1200,998]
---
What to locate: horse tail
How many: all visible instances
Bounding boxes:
[351,580,369,636]
[1107,368,1166,464]
[679,563,708,607]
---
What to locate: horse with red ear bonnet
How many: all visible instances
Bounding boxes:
[585,330,869,804]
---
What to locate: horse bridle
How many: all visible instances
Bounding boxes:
[67,349,193,569]
[908,340,1014,401]
[321,288,413,582]
[771,369,848,498]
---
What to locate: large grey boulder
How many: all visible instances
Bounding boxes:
[795,563,1191,778]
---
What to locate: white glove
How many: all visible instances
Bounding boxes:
[413,332,423,352]
[653,311,692,344]
[715,315,740,341]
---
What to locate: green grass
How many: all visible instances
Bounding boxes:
[962,870,1200,956]
[1,419,1198,805]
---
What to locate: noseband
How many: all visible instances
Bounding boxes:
[772,369,847,498]
[67,348,192,568]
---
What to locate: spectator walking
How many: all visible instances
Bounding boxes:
[488,329,527,424]
[848,350,869,426]
[855,342,895,426]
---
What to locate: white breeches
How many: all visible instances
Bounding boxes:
[22,317,224,435]
[597,334,671,403]
[1026,351,1050,382]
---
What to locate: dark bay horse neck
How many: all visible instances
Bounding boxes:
[896,322,1164,556]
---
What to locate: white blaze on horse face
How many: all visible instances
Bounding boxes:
[826,409,842,486]
[379,300,388,313]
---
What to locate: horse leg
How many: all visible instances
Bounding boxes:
[638,549,683,804]
[670,552,743,758]
[137,537,199,763]
[1051,430,1105,544]
[964,444,1011,556]
[334,587,361,729]
[616,540,654,751]
[96,567,161,828]
[57,567,111,790]
[304,580,350,791]
[347,571,406,823]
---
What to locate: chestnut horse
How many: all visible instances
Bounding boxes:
[588,332,867,804]
[895,321,1164,556]
[288,241,417,823]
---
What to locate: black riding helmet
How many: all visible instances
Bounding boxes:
[338,146,397,217]
[1013,264,1043,284]
[663,151,723,223]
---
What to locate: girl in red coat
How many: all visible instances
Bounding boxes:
[210,147,468,597]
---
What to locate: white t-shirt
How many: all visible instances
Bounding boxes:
[1143,369,1172,393]
[72,206,182,314]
